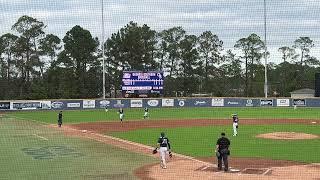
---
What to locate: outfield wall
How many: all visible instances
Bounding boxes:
[1,97,320,110]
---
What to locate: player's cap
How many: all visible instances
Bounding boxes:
[221,132,226,136]
[161,132,165,137]
[232,114,237,116]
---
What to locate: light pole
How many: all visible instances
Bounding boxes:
[101,0,106,99]
[263,0,268,98]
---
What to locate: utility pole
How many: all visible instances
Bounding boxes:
[264,0,268,98]
[101,0,106,99]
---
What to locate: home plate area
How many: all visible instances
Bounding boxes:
[196,165,271,175]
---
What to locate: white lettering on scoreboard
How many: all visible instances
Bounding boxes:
[122,86,153,90]
[122,79,164,86]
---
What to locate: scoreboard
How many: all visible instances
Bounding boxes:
[121,71,164,97]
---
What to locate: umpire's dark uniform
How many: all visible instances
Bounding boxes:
[58,111,63,127]
[216,132,230,171]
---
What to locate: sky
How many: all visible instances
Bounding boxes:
[1,0,320,64]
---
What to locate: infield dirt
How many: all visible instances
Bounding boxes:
[67,118,320,133]
[256,132,319,140]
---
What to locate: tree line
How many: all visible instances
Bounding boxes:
[0,15,319,100]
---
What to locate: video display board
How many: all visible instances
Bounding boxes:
[121,71,164,97]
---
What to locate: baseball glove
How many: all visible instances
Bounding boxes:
[169,151,172,158]
[152,148,157,154]
[215,151,220,157]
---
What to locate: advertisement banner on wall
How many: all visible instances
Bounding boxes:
[176,99,186,107]
[0,102,10,110]
[211,98,224,107]
[96,100,111,108]
[292,99,306,106]
[162,99,174,107]
[190,98,211,107]
[260,99,273,106]
[245,99,261,107]
[51,101,65,109]
[130,99,143,107]
[305,98,320,107]
[245,99,253,107]
[83,100,95,109]
[146,99,160,107]
[276,99,290,107]
[67,102,81,108]
[12,102,41,110]
[113,99,126,108]
[40,101,51,109]
[224,98,244,107]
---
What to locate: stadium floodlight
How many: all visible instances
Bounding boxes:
[264,0,268,98]
[101,0,106,99]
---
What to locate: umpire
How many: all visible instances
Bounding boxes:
[215,132,230,172]
[58,111,63,127]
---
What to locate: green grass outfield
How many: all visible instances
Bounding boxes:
[3,106,320,174]
[6,107,320,124]
[111,124,320,163]
[0,117,156,180]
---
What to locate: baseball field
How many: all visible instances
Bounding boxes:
[1,107,320,179]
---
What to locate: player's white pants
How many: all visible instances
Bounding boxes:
[159,147,168,168]
[119,114,124,120]
[233,122,238,136]
[144,112,148,118]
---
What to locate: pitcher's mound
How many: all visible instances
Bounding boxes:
[256,132,318,140]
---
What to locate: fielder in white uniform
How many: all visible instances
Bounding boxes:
[119,108,124,122]
[156,132,171,169]
[232,114,239,136]
[143,107,149,119]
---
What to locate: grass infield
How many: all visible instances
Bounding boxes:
[111,124,320,163]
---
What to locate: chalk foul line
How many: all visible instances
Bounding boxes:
[33,134,48,141]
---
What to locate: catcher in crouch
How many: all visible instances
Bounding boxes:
[153,132,172,169]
